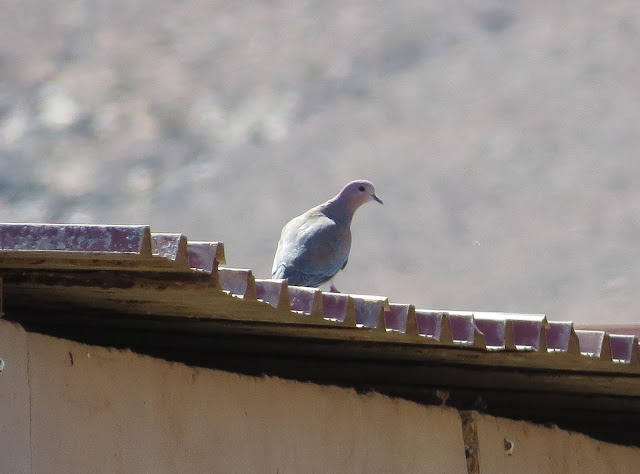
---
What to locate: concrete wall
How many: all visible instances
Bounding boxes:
[472,412,640,474]
[1,318,639,473]
[0,320,31,474]
[0,320,467,473]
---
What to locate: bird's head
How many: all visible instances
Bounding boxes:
[340,180,383,209]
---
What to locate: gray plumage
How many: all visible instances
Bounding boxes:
[271,180,382,288]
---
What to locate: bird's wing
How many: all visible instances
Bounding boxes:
[272,211,351,287]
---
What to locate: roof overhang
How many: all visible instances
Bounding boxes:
[1,223,640,445]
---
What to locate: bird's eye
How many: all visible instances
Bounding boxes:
[358,185,365,192]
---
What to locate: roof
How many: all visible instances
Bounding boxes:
[1,223,640,445]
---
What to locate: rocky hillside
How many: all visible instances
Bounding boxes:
[2,0,640,323]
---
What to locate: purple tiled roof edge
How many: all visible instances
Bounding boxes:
[1,223,639,368]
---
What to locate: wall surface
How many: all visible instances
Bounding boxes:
[1,318,640,473]
[472,411,640,474]
[0,320,467,473]
[0,320,31,474]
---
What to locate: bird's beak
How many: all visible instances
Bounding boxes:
[372,194,383,204]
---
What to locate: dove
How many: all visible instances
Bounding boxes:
[271,179,383,291]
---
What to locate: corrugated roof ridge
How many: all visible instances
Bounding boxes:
[0,223,226,272]
[219,272,640,365]
[151,233,189,269]
[2,222,640,368]
[219,272,640,367]
[0,223,153,255]
[188,241,225,269]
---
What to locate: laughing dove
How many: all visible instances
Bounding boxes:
[271,179,383,290]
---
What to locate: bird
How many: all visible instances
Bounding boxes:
[271,179,383,292]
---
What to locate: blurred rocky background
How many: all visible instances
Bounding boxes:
[1,0,639,323]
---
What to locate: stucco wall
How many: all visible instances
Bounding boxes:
[2,318,640,473]
[0,320,467,473]
[473,411,640,474]
[0,320,31,474]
